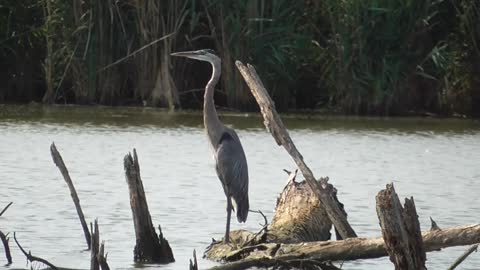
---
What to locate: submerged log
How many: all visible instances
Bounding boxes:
[50,142,91,249]
[376,183,426,270]
[124,149,174,263]
[235,61,356,239]
[206,224,480,265]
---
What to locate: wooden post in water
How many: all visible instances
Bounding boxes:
[124,149,174,263]
[376,183,426,270]
[50,142,91,250]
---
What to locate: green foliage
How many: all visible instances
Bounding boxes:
[203,0,310,110]
[317,0,449,114]
[0,0,479,116]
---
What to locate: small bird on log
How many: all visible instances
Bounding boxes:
[172,49,249,243]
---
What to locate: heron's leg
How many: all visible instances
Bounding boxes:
[224,196,232,243]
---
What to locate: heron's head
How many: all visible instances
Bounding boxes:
[171,49,220,64]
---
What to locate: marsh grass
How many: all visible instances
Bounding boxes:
[0,0,479,116]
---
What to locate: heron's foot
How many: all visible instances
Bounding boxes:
[223,234,231,244]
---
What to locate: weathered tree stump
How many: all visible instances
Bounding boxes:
[90,219,110,270]
[205,170,333,260]
[376,183,426,270]
[50,142,91,249]
[268,169,332,243]
[124,149,174,263]
[235,61,356,239]
[189,250,198,270]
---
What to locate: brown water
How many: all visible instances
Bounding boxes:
[1,105,480,269]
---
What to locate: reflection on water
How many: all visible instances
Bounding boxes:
[1,105,479,270]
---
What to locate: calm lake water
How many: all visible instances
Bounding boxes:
[1,105,479,269]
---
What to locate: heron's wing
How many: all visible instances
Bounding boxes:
[214,131,249,199]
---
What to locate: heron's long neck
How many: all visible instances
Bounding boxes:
[204,60,224,147]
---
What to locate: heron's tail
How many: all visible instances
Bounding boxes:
[232,194,249,223]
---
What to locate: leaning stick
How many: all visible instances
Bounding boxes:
[50,142,91,249]
[14,232,58,269]
[235,61,357,239]
[0,202,12,216]
[447,243,479,270]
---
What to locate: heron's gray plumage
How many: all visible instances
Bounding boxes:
[214,129,249,222]
[171,49,249,242]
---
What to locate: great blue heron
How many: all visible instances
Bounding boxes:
[171,49,249,243]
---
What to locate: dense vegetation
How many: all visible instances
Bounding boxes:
[1,0,479,116]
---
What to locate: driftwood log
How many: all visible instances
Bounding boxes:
[205,224,480,267]
[124,149,174,263]
[50,142,91,249]
[376,184,426,270]
[235,61,356,239]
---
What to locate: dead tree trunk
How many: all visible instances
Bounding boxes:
[50,142,91,249]
[376,183,426,270]
[235,61,356,239]
[124,149,174,263]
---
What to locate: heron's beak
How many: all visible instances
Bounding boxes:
[170,51,200,58]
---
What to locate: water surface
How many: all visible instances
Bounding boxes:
[1,105,479,269]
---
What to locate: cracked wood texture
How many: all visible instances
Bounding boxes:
[376,183,426,270]
[124,149,174,263]
[235,61,356,239]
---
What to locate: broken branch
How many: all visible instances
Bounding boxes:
[0,230,12,265]
[0,202,12,216]
[447,244,479,270]
[14,232,58,270]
